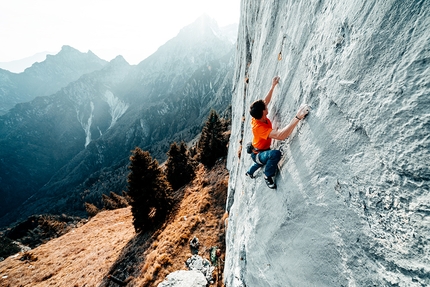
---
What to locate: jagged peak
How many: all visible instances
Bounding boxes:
[60,45,79,53]
[137,15,232,70]
[55,45,103,60]
[102,55,130,73]
[47,45,83,59]
[177,14,220,39]
[87,50,97,57]
[193,13,218,27]
[109,55,129,65]
[24,46,106,74]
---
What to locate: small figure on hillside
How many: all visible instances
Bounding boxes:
[246,76,310,189]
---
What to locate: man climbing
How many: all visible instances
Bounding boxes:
[246,76,309,189]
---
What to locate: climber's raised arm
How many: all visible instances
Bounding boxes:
[264,76,280,105]
[269,104,309,140]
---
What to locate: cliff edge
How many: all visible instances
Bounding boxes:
[226,1,429,286]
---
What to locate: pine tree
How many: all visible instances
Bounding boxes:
[127,147,173,232]
[102,194,117,210]
[197,110,228,167]
[101,192,128,210]
[165,141,196,190]
[109,191,129,208]
[84,202,99,217]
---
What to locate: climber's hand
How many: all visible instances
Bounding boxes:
[296,104,310,120]
[272,76,280,87]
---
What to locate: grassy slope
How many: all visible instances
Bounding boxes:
[0,161,228,287]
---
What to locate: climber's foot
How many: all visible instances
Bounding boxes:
[264,176,276,189]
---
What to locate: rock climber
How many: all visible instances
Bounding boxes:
[246,76,309,189]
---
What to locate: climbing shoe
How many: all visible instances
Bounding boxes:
[246,172,255,179]
[264,176,276,189]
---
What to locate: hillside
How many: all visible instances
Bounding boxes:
[0,208,134,287]
[0,160,228,287]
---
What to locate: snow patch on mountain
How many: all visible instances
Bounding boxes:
[76,101,95,147]
[140,119,150,138]
[157,103,170,115]
[104,90,128,129]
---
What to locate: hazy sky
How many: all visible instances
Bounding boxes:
[0,0,240,65]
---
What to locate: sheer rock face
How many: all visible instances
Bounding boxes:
[226,1,429,286]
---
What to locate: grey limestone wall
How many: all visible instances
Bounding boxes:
[226,1,429,286]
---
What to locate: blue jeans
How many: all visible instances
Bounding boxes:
[247,149,281,178]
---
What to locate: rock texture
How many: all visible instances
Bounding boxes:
[186,255,215,282]
[226,1,429,286]
[158,270,207,287]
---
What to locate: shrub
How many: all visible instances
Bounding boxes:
[0,236,20,259]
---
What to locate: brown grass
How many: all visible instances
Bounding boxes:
[0,208,135,287]
[0,161,228,287]
[132,161,228,287]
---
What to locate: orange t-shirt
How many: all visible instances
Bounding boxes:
[251,117,272,150]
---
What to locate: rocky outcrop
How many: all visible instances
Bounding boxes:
[226,1,429,286]
[158,270,207,287]
[157,255,216,287]
[186,255,215,282]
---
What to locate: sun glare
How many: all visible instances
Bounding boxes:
[0,0,240,66]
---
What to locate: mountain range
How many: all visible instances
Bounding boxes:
[0,46,108,115]
[0,51,55,74]
[0,15,237,228]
